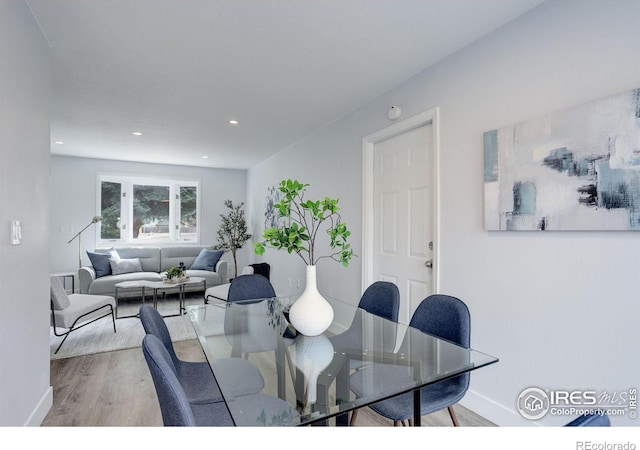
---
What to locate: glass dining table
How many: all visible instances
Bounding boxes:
[187,295,498,427]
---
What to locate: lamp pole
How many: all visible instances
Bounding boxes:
[68,216,102,269]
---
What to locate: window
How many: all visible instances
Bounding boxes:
[98,174,200,244]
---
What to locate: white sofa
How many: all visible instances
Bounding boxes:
[78,246,227,297]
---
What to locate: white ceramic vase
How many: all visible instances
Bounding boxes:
[288,265,334,336]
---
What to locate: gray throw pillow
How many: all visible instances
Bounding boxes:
[86,248,120,278]
[110,257,143,275]
[190,249,223,271]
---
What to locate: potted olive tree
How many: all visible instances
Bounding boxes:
[255,179,354,335]
[215,200,251,279]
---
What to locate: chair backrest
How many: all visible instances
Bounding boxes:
[227,274,276,302]
[50,276,71,310]
[329,281,400,355]
[358,281,400,322]
[142,334,196,426]
[139,304,179,365]
[247,262,270,280]
[408,294,471,395]
[409,294,470,348]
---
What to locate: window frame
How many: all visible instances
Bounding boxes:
[96,173,201,246]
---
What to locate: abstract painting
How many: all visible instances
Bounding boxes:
[264,185,281,229]
[484,87,640,231]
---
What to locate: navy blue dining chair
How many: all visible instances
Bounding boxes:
[330,281,400,425]
[139,304,264,402]
[142,334,234,426]
[358,281,400,322]
[227,274,276,302]
[331,281,400,350]
[349,294,470,426]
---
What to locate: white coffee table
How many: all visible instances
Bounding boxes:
[114,277,206,318]
[145,277,206,317]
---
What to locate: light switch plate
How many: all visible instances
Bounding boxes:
[11,220,22,245]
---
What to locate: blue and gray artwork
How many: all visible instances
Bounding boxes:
[484,87,640,231]
[264,185,282,229]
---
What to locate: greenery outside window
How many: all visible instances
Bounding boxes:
[98,174,200,245]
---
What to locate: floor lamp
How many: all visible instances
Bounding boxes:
[68,216,102,269]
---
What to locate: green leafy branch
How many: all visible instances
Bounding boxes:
[255,179,354,267]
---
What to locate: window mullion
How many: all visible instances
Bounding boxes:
[124,180,132,243]
[169,184,177,242]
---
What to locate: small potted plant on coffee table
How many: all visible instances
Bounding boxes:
[164,262,188,283]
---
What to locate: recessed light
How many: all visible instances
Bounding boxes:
[54,141,64,145]
[132,131,142,136]
[202,156,209,159]
[229,120,239,125]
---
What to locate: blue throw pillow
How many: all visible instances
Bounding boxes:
[86,248,119,278]
[190,249,223,272]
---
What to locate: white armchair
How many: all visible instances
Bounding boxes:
[50,276,117,354]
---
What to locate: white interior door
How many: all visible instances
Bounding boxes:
[363,109,439,325]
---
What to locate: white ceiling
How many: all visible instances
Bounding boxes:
[27,0,545,169]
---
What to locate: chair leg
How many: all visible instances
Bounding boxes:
[393,420,401,426]
[349,409,359,426]
[448,405,460,426]
[111,305,117,333]
[54,331,71,354]
[408,419,414,426]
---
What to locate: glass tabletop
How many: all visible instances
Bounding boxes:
[187,296,498,426]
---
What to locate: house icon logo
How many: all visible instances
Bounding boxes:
[517,387,550,420]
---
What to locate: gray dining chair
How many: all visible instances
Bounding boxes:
[349,294,470,426]
[142,334,234,426]
[50,275,116,354]
[139,304,264,402]
[227,274,276,302]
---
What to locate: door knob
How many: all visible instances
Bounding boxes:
[425,260,433,268]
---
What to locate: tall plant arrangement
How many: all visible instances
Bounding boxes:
[215,200,251,278]
[255,179,354,336]
[255,179,354,267]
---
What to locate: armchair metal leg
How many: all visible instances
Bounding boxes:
[53,332,71,354]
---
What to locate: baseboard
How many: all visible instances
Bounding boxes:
[460,389,540,427]
[25,386,53,426]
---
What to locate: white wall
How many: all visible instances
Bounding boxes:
[248,0,640,426]
[49,156,249,281]
[0,0,52,426]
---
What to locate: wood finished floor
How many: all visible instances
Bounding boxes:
[42,339,496,427]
